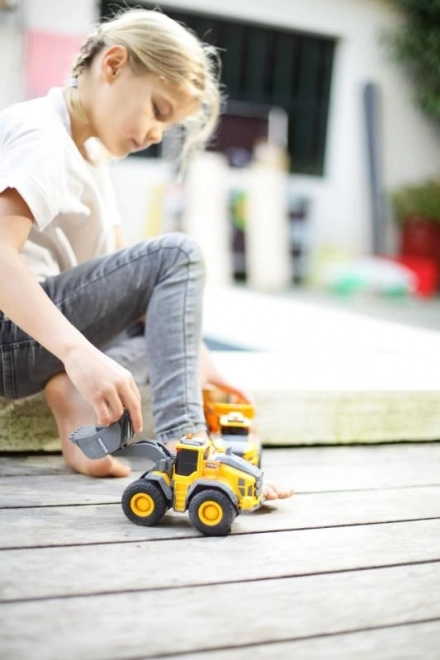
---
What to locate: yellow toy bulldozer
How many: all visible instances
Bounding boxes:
[70,411,264,536]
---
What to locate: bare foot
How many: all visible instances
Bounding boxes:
[45,372,130,478]
[262,482,294,501]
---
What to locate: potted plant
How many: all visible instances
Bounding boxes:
[388,1,440,126]
[392,180,440,259]
[391,180,440,295]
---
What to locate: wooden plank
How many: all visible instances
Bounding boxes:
[1,486,440,549]
[176,620,440,660]
[260,442,440,467]
[264,458,440,492]
[0,473,132,507]
[1,519,440,601]
[0,455,142,477]
[0,455,70,476]
[0,454,151,478]
[2,453,440,508]
[2,442,440,474]
[1,563,439,659]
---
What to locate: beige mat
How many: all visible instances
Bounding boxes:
[3,285,440,452]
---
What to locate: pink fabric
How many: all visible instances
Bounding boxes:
[25,29,85,98]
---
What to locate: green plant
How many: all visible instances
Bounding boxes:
[389,0,440,121]
[392,180,440,223]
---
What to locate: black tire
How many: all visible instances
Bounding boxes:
[121,479,168,527]
[188,488,237,536]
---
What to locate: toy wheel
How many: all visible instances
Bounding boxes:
[188,489,236,536]
[121,479,167,527]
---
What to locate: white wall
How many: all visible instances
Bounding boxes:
[2,0,440,260]
[156,0,440,256]
[0,4,25,110]
[22,0,96,33]
[0,0,97,110]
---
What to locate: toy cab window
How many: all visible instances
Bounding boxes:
[221,426,248,436]
[175,449,198,476]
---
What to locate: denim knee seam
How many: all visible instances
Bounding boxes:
[50,239,201,306]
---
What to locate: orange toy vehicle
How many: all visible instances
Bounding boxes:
[203,388,262,468]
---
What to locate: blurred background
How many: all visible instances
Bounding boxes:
[4,0,440,445]
[2,0,440,314]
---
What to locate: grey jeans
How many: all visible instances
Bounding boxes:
[0,233,207,442]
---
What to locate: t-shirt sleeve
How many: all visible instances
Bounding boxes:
[0,122,85,232]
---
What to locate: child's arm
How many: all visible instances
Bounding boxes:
[199,341,253,404]
[0,188,143,433]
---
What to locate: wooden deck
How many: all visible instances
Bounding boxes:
[1,443,440,659]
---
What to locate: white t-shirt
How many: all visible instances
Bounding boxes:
[0,88,120,281]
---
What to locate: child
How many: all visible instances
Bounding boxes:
[0,8,292,500]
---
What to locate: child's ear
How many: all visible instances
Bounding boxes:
[101,45,128,83]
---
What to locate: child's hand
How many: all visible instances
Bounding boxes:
[203,379,254,405]
[63,343,143,433]
[200,342,254,404]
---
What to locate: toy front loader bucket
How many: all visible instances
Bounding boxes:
[69,410,134,459]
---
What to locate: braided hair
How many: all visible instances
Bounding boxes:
[71,32,106,81]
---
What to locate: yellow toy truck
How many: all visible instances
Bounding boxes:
[203,389,262,467]
[70,411,264,536]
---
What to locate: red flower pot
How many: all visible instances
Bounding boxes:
[400,217,440,263]
[399,217,440,295]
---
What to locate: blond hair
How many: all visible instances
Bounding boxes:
[67,8,223,165]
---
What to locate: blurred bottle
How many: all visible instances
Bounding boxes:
[246,141,291,292]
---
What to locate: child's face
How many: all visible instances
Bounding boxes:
[90,47,199,158]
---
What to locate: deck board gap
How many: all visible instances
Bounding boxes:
[3,557,440,605]
[299,483,440,494]
[138,616,440,660]
[0,501,117,510]
[2,514,440,553]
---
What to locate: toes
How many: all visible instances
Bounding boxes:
[277,487,295,499]
[77,456,131,478]
[262,484,278,500]
[107,457,131,478]
[263,482,295,501]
